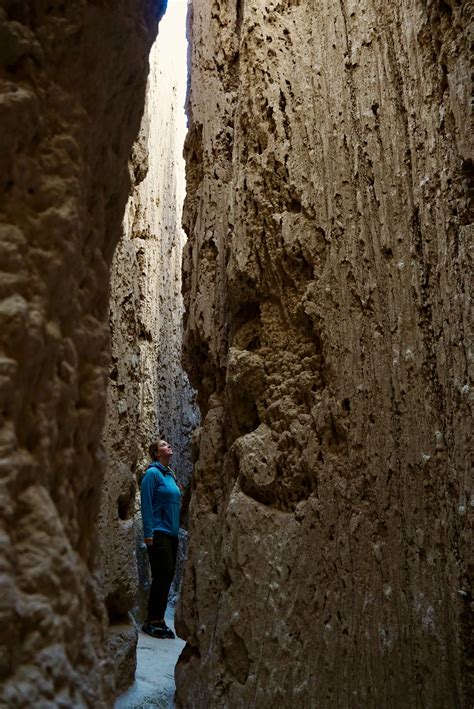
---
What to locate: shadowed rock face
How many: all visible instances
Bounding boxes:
[0,2,161,705]
[176,1,471,707]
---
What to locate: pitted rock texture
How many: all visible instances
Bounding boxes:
[0,1,160,705]
[100,2,196,690]
[176,1,472,707]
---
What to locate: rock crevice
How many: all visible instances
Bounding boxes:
[100,3,195,693]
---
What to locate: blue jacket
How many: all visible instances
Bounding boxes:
[140,462,181,538]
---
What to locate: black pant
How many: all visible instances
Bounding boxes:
[146,531,178,622]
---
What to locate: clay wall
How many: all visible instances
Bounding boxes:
[176,1,472,706]
[0,1,161,704]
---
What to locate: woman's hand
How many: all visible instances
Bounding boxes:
[144,537,153,546]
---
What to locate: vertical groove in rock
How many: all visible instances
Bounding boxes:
[176,1,472,706]
[100,2,196,693]
[0,1,161,705]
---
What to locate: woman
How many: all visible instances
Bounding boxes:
[140,438,181,639]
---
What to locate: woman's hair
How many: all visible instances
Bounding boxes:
[149,440,161,460]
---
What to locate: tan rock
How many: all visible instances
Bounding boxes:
[0,2,161,704]
[176,1,472,706]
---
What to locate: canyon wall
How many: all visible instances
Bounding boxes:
[176,1,472,707]
[100,0,195,693]
[0,1,161,705]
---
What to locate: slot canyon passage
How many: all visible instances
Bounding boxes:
[0,0,471,708]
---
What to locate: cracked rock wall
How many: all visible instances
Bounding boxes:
[0,1,161,705]
[100,0,195,693]
[176,0,472,707]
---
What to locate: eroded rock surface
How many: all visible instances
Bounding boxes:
[0,2,161,705]
[176,1,472,707]
[100,3,195,692]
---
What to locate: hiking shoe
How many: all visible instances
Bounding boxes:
[142,622,175,639]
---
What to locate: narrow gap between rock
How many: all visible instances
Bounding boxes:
[101,1,194,705]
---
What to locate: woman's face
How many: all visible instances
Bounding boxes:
[156,440,173,458]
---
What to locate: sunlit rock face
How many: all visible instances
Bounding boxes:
[176,1,471,707]
[0,1,160,705]
[100,3,196,693]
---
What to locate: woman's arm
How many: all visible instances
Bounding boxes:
[140,470,156,543]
